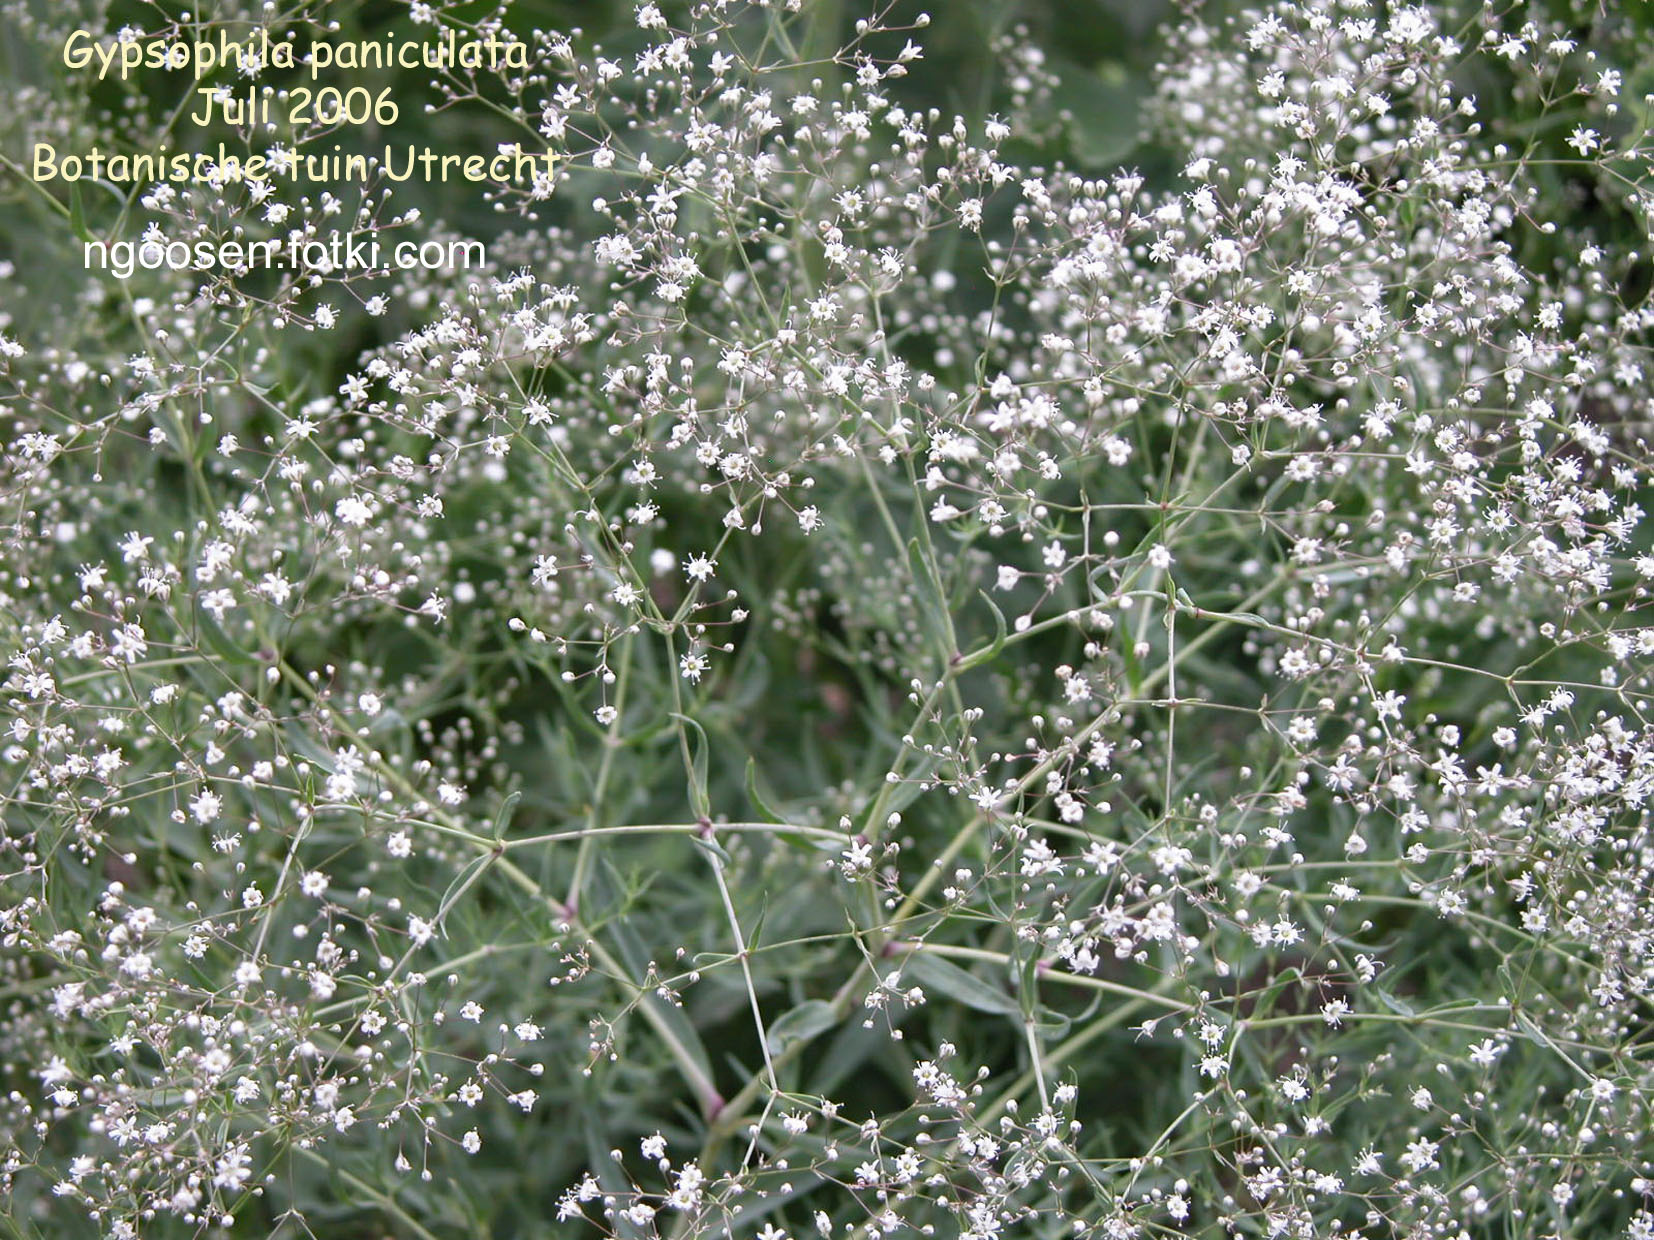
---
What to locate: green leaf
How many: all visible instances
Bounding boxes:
[979,589,1007,659]
[491,789,521,842]
[670,711,711,820]
[434,851,496,938]
[745,756,784,823]
[904,951,1022,1017]
[957,590,1008,672]
[765,998,839,1054]
[856,750,939,823]
[748,764,846,855]
[815,1017,891,1094]
[1015,940,1042,1020]
[1118,617,1144,696]
[584,1113,643,1240]
[67,182,91,243]
[1033,1011,1073,1040]
[691,831,732,868]
[194,604,259,667]
[724,647,772,712]
[906,536,954,661]
[590,860,718,1099]
[1051,59,1143,168]
[1375,988,1417,1018]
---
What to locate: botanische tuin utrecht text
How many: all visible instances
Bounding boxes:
[32,142,559,187]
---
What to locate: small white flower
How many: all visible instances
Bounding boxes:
[335,496,375,527]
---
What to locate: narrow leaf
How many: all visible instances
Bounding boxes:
[745,756,784,823]
[670,711,711,820]
[766,998,839,1054]
[491,790,521,842]
[905,950,1022,1017]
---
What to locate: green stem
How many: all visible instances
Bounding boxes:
[295,1150,445,1240]
[277,659,726,1120]
[885,566,1296,930]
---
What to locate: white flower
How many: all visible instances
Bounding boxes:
[1468,1038,1505,1068]
[1567,127,1601,156]
[259,572,293,605]
[1400,1138,1439,1173]
[118,531,152,563]
[335,495,375,527]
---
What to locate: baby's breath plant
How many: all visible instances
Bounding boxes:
[5,0,1654,1236]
